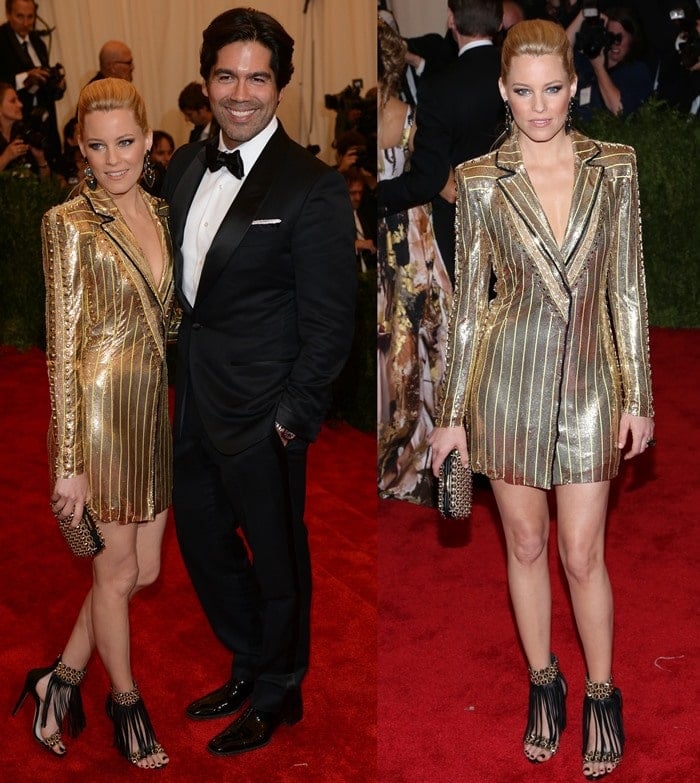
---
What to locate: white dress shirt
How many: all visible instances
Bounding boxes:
[181,116,278,307]
[14,33,41,92]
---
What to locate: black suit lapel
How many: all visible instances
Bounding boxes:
[5,28,32,69]
[170,142,209,248]
[194,126,289,307]
[167,142,209,305]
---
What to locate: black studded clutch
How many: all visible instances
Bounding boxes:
[438,449,473,519]
[57,507,105,558]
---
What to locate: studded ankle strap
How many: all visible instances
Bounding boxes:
[111,682,141,707]
[585,675,614,700]
[528,654,560,686]
[54,660,86,687]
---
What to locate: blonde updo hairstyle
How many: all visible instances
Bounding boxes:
[378,17,408,110]
[500,19,576,84]
[77,77,150,139]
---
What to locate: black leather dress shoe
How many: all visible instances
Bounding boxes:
[185,678,254,720]
[207,690,303,755]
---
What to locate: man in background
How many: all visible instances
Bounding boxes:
[377,0,504,279]
[344,166,377,272]
[178,80,218,142]
[88,40,134,82]
[0,0,65,161]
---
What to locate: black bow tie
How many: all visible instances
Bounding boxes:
[205,145,244,178]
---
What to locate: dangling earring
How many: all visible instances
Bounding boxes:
[565,98,575,134]
[142,149,155,188]
[504,100,513,136]
[83,158,97,190]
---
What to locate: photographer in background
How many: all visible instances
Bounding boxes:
[567,3,653,121]
[0,81,50,177]
[325,78,376,142]
[655,2,700,114]
[333,128,377,190]
[0,0,65,165]
[343,165,377,273]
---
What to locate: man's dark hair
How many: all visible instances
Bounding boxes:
[447,0,503,39]
[6,0,36,13]
[178,81,210,112]
[200,7,294,89]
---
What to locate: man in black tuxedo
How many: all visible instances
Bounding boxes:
[0,0,64,161]
[378,0,505,279]
[162,7,356,756]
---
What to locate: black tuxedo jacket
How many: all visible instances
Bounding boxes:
[188,125,206,143]
[0,23,61,157]
[163,124,357,454]
[378,44,503,275]
[0,23,49,83]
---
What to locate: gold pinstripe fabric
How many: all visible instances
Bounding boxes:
[436,131,654,489]
[42,184,175,522]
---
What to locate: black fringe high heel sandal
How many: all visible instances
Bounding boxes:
[106,682,168,768]
[582,675,624,780]
[12,658,87,756]
[523,654,567,763]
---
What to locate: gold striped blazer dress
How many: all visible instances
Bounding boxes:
[436,132,654,489]
[42,184,175,522]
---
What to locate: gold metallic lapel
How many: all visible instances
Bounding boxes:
[560,134,604,284]
[495,135,570,317]
[495,132,605,302]
[83,186,170,359]
[496,136,562,264]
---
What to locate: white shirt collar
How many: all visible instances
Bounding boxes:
[458,39,493,57]
[216,116,278,177]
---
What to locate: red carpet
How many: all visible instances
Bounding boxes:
[378,327,699,783]
[0,347,376,782]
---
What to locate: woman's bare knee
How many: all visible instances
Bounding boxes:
[561,546,603,585]
[94,555,139,597]
[509,526,548,566]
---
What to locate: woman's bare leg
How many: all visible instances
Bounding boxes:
[490,480,561,762]
[37,510,168,766]
[556,482,620,778]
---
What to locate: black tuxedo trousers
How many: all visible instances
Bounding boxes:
[173,386,311,712]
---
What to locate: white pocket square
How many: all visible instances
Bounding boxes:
[251,218,282,225]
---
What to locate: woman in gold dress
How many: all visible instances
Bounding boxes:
[13,78,174,769]
[429,21,654,780]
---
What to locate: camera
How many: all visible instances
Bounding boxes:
[324,79,364,113]
[325,78,376,161]
[670,7,700,70]
[14,106,51,149]
[352,144,373,174]
[43,62,66,101]
[574,3,621,59]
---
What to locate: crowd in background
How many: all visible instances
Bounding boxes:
[1,0,380,204]
[0,0,192,188]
